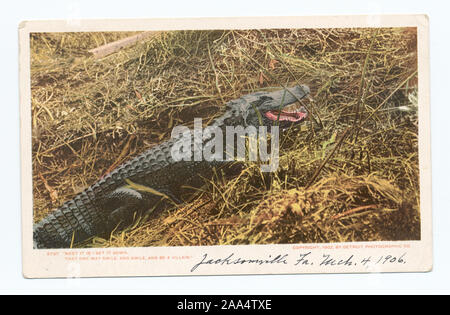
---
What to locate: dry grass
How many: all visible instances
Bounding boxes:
[30,28,420,247]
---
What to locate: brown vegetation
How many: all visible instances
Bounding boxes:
[30,28,420,247]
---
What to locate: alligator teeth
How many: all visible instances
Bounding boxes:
[264,106,307,122]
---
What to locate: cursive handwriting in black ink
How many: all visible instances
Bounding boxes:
[190,253,288,272]
[294,252,313,266]
[320,254,356,267]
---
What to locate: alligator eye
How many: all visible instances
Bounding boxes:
[259,96,273,103]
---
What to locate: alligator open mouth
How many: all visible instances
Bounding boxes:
[264,107,308,122]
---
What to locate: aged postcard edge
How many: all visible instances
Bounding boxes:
[19,15,432,278]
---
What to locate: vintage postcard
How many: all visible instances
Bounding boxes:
[20,15,431,278]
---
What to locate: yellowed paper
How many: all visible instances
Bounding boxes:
[20,15,431,278]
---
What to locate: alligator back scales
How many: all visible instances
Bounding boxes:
[33,85,310,249]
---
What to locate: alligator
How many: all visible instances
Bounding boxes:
[33,85,310,249]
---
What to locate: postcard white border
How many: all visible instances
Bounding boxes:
[20,15,431,278]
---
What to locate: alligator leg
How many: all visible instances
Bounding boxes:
[100,186,180,231]
[99,187,148,230]
[158,188,183,205]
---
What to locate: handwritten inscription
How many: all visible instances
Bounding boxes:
[191,252,407,272]
[191,253,288,272]
[43,244,411,276]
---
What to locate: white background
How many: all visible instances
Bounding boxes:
[1,0,449,294]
